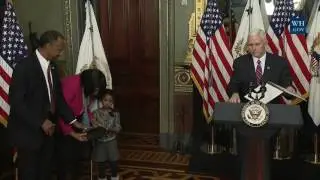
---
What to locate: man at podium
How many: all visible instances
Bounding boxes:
[228,28,295,103]
[227,28,295,180]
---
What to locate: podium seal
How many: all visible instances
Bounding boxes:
[241,100,269,127]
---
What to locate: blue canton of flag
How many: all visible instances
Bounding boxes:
[0,3,28,68]
[200,0,222,39]
[269,0,294,37]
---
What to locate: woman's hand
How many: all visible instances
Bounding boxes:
[70,131,88,142]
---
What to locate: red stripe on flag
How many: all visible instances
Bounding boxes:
[213,37,233,76]
[196,34,207,52]
[191,67,204,92]
[285,32,311,82]
[192,50,205,70]
[211,39,229,90]
[297,34,308,53]
[219,28,231,50]
[286,62,306,94]
[266,34,279,54]
[0,104,8,120]
[0,65,11,85]
[283,33,310,94]
[191,1,234,121]
[0,86,9,103]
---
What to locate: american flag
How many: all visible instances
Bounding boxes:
[266,0,290,55]
[266,0,310,97]
[191,0,233,121]
[0,3,28,127]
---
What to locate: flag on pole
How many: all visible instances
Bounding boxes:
[191,0,233,122]
[232,0,265,58]
[283,0,310,97]
[307,0,320,126]
[266,0,289,56]
[0,2,28,127]
[76,0,112,89]
[267,0,310,99]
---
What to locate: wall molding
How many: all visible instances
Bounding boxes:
[174,64,193,93]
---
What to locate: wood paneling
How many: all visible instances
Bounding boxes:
[99,0,159,134]
[174,93,193,135]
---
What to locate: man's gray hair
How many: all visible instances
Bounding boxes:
[248,28,266,40]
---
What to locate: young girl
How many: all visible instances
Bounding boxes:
[91,89,121,180]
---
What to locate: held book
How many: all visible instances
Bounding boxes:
[244,82,306,103]
[84,127,106,140]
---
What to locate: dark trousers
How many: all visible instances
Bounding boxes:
[17,136,54,180]
[56,135,91,180]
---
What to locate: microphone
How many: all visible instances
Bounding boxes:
[260,81,267,93]
[248,82,255,100]
[248,81,255,93]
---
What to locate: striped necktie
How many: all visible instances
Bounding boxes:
[256,59,262,84]
[47,64,55,113]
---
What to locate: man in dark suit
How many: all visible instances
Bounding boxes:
[228,29,294,103]
[227,28,295,180]
[7,30,87,180]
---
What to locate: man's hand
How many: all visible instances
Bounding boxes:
[70,131,88,142]
[228,93,240,103]
[41,119,55,136]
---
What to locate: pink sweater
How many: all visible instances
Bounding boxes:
[58,75,84,135]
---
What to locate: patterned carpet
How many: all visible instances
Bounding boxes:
[0,133,219,180]
[114,133,219,179]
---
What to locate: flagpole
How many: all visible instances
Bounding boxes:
[88,0,96,67]
[248,0,252,32]
[227,0,238,155]
[228,0,233,45]
[283,0,289,58]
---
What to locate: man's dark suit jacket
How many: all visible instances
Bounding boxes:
[7,54,75,150]
[227,52,292,103]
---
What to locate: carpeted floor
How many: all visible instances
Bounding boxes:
[0,133,220,180]
[2,131,320,179]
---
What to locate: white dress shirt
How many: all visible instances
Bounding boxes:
[252,53,266,74]
[36,50,77,125]
[36,49,52,102]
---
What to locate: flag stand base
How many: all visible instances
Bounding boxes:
[172,140,185,154]
[305,133,320,165]
[200,125,223,154]
[273,135,292,160]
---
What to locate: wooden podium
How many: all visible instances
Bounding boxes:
[213,102,303,180]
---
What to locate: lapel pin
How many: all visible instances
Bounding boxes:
[267,66,270,70]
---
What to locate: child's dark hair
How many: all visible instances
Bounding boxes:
[98,88,114,100]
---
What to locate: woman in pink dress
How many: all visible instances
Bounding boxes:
[55,69,106,180]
